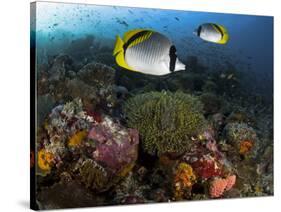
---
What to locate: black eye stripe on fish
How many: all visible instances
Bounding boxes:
[169,45,177,72]
[198,26,202,36]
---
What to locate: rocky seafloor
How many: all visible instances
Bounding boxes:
[32,37,273,209]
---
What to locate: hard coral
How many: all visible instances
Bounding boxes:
[124,91,206,155]
[224,122,257,155]
[79,159,113,192]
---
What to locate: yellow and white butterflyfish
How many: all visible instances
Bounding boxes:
[194,23,229,44]
[113,29,186,76]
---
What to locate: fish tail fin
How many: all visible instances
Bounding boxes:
[113,35,124,56]
[115,52,135,71]
[217,25,229,44]
[220,33,229,44]
[113,36,136,72]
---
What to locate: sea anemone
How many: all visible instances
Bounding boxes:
[124,91,206,155]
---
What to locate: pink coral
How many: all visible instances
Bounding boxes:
[209,178,228,198]
[209,175,236,198]
[88,116,139,174]
[225,175,236,191]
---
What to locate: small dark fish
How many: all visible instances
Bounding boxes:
[175,17,180,21]
[53,23,58,27]
[128,9,134,14]
[116,18,129,27]
[122,21,129,27]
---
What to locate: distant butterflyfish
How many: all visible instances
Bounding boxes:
[113,29,186,75]
[194,23,229,44]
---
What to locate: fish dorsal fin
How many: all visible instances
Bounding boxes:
[127,31,153,49]
[213,24,229,44]
[123,29,147,43]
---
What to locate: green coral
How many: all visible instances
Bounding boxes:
[124,91,206,155]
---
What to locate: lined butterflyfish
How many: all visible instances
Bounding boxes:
[194,23,229,44]
[113,29,186,75]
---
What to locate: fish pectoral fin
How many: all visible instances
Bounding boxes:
[113,36,124,56]
[115,52,137,72]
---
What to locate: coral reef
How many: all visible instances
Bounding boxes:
[199,93,222,115]
[114,172,150,204]
[37,97,139,187]
[124,91,206,155]
[173,162,196,200]
[35,36,273,208]
[88,115,139,174]
[224,122,257,156]
[37,149,54,173]
[209,175,236,198]
[79,159,113,192]
[68,130,88,147]
[37,172,105,209]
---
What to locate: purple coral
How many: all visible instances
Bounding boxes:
[88,116,139,174]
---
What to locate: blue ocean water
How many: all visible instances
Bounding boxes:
[32,2,273,98]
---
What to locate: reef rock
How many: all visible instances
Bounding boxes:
[37,172,105,209]
[224,122,257,156]
[48,54,74,82]
[78,62,115,87]
[88,115,139,175]
[72,62,117,110]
